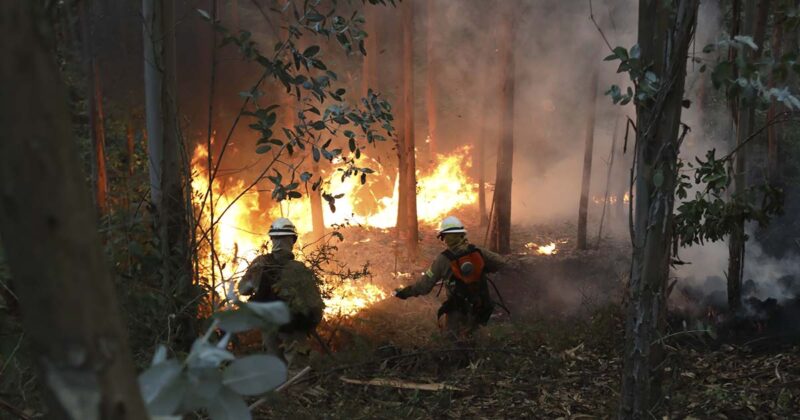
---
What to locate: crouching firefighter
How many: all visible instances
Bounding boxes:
[238,218,325,366]
[394,216,508,340]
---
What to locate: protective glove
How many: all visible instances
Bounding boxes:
[394,287,413,300]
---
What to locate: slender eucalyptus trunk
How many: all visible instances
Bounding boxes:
[619,1,699,417]
[80,0,108,215]
[766,5,783,185]
[425,0,438,155]
[478,124,488,227]
[144,0,192,330]
[728,0,769,313]
[577,69,599,250]
[489,10,515,255]
[398,0,418,258]
[0,2,148,417]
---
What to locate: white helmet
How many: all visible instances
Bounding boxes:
[269,217,298,237]
[437,216,467,238]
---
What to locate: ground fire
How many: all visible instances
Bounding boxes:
[191,143,479,316]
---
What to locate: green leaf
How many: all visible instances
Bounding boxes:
[189,341,235,368]
[214,308,264,333]
[222,355,287,396]
[256,144,272,154]
[348,138,356,152]
[303,45,321,57]
[138,360,186,416]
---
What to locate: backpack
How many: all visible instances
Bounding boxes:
[438,245,494,324]
[252,254,324,333]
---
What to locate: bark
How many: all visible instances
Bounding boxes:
[144,0,192,304]
[230,0,239,33]
[489,10,515,255]
[728,0,768,313]
[478,123,488,226]
[0,1,147,418]
[80,0,108,215]
[619,1,699,417]
[577,69,599,250]
[397,0,419,257]
[425,0,438,154]
[766,5,783,185]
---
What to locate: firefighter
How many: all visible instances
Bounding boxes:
[238,217,324,365]
[394,216,507,340]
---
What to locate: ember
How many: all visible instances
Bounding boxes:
[525,241,558,255]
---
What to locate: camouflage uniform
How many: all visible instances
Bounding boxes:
[399,235,506,339]
[239,249,324,366]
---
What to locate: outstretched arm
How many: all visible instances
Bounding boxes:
[395,255,447,299]
[480,247,508,273]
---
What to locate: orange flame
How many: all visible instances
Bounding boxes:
[525,242,558,255]
[191,144,478,316]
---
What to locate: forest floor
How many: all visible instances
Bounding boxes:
[245,217,800,419]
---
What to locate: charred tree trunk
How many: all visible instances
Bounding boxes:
[619,1,699,417]
[425,0,438,154]
[489,12,515,255]
[577,69,599,250]
[144,0,192,309]
[0,1,148,417]
[728,0,768,313]
[397,0,418,257]
[80,0,108,215]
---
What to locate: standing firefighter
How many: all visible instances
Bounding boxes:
[238,218,325,365]
[394,216,507,339]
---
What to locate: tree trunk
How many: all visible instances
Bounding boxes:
[0,2,148,418]
[478,122,488,227]
[397,0,418,258]
[577,69,599,250]
[425,0,438,154]
[144,0,192,315]
[728,0,769,313]
[766,5,783,185]
[619,1,699,417]
[143,0,164,208]
[489,10,515,255]
[81,0,108,215]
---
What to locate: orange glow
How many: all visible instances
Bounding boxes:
[525,241,558,255]
[191,143,478,316]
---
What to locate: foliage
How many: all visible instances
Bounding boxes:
[673,150,784,248]
[199,1,396,206]
[604,43,662,106]
[703,36,800,111]
[138,301,290,420]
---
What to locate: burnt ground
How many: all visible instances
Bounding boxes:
[246,217,800,419]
